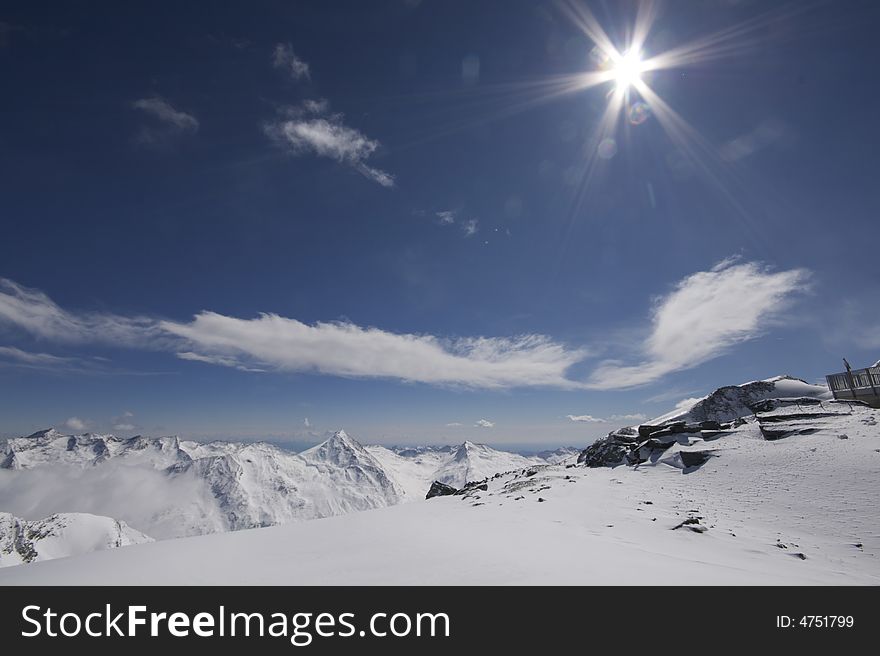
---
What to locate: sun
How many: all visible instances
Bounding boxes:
[612,49,645,90]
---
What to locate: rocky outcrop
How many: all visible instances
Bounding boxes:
[425,479,490,499]
[578,422,731,469]
[426,481,458,499]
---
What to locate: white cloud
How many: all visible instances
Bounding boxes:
[112,411,135,431]
[0,278,166,347]
[566,412,647,424]
[566,414,605,423]
[132,97,198,148]
[64,417,87,431]
[587,259,809,389]
[272,43,310,80]
[0,345,72,366]
[462,219,479,237]
[0,260,807,392]
[609,413,647,422]
[436,211,456,225]
[0,278,589,390]
[474,419,494,428]
[132,97,198,131]
[304,417,311,428]
[161,313,589,389]
[301,98,329,114]
[445,422,463,427]
[176,351,266,373]
[264,110,394,187]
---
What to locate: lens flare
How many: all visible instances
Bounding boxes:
[597,138,618,159]
[627,101,651,125]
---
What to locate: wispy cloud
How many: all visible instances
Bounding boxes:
[161,313,588,389]
[64,416,87,431]
[719,118,793,162]
[566,414,605,423]
[566,412,647,424]
[0,278,588,390]
[132,96,198,148]
[272,43,310,80]
[0,345,74,367]
[587,259,809,389]
[445,422,463,427]
[474,419,494,428]
[264,101,394,187]
[112,411,136,432]
[436,210,456,225]
[0,260,808,392]
[176,351,266,373]
[462,218,479,237]
[610,413,648,422]
[0,278,166,347]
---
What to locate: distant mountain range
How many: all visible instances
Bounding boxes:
[0,427,577,566]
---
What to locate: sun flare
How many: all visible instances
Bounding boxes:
[612,50,644,90]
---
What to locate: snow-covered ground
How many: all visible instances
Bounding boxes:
[2,376,877,585]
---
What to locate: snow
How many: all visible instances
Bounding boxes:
[0,512,152,568]
[0,427,543,549]
[651,375,831,424]
[365,441,543,493]
[2,391,877,584]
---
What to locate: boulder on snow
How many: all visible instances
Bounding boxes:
[426,481,459,499]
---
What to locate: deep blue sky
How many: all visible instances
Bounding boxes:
[1,0,878,448]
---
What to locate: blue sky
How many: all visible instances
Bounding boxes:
[1,0,878,448]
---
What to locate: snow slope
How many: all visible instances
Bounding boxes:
[366,441,543,495]
[3,383,877,585]
[0,512,152,568]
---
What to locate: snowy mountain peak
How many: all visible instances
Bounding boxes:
[300,429,376,468]
[25,428,64,440]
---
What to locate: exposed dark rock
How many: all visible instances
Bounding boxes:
[759,426,819,441]
[577,428,640,467]
[679,450,714,469]
[672,518,707,533]
[425,481,459,499]
[757,412,840,423]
